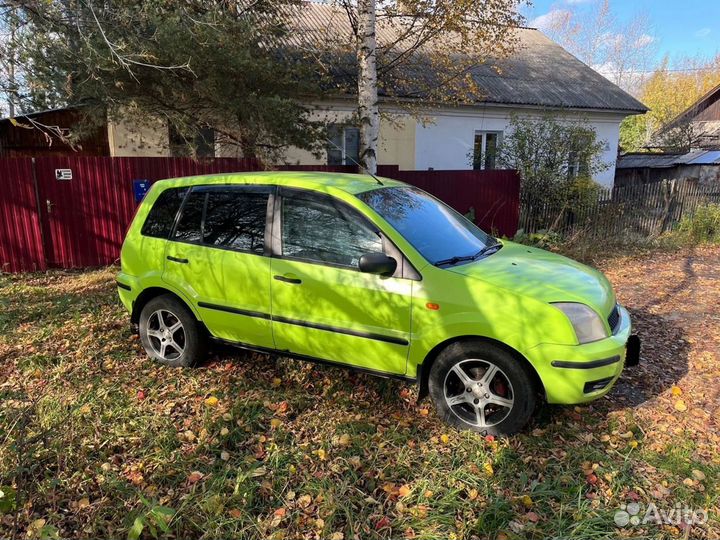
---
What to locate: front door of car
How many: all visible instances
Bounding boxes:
[269,188,413,376]
[162,185,274,349]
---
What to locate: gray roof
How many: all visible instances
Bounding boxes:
[617,151,720,169]
[286,2,648,114]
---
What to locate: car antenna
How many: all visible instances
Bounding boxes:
[325,137,384,186]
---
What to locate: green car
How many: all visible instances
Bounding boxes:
[118,172,639,435]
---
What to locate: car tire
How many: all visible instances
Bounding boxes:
[428,340,537,436]
[139,294,206,367]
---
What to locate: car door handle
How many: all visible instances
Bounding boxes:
[274,274,302,284]
[167,255,189,264]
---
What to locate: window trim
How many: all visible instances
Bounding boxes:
[168,184,275,257]
[273,187,421,280]
[327,125,360,166]
[473,130,502,171]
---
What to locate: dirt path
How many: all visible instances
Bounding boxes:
[601,245,720,462]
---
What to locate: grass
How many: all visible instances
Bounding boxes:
[1,247,719,539]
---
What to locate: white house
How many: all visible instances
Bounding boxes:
[276,3,648,188]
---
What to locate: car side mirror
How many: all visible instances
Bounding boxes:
[359,252,397,276]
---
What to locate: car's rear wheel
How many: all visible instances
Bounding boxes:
[139,294,206,367]
[428,340,537,436]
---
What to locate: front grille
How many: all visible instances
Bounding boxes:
[607,304,620,333]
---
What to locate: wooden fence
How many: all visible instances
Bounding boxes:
[519,178,720,239]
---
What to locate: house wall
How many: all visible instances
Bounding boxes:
[413,105,628,188]
[282,102,415,170]
[107,114,170,157]
[282,101,630,187]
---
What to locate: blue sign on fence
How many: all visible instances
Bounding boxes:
[133,180,150,202]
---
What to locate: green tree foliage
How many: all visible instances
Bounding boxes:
[496,113,607,211]
[618,54,720,152]
[13,0,325,160]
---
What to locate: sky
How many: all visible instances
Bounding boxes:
[523,0,720,66]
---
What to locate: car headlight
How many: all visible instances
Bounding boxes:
[552,302,609,344]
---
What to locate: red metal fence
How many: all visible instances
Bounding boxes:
[0,157,519,272]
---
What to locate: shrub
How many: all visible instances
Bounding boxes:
[676,203,720,243]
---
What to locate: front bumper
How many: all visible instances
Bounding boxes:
[527,305,638,404]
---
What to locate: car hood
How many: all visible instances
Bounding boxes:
[448,241,616,316]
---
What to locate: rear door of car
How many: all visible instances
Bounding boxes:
[162,185,275,348]
[269,187,413,376]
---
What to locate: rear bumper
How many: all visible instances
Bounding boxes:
[116,272,139,314]
[527,305,638,404]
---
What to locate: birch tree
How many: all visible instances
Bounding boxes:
[356,0,380,173]
[334,0,523,174]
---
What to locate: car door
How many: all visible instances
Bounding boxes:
[269,188,413,376]
[162,185,274,348]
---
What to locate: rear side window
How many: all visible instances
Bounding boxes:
[141,187,187,238]
[204,190,268,253]
[173,191,205,243]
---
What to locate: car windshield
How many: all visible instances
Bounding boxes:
[356,186,494,265]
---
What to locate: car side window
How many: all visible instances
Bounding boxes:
[281,192,383,268]
[204,190,268,253]
[141,187,187,238]
[173,191,205,243]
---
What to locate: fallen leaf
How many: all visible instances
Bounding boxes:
[78,497,90,509]
[674,400,688,412]
[188,471,204,484]
[520,495,533,507]
[483,462,494,476]
[220,451,230,461]
[440,434,450,444]
[671,386,682,396]
[338,433,351,446]
[272,377,282,387]
[525,511,540,523]
[270,418,282,429]
[205,396,219,407]
[692,469,706,481]
[398,484,411,498]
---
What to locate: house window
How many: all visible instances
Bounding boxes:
[327,125,360,166]
[169,125,215,158]
[472,131,502,170]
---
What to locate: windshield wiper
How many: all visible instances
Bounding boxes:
[433,254,477,267]
[433,241,503,268]
[472,241,503,260]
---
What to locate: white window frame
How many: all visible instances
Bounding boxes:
[473,130,503,170]
[327,126,360,166]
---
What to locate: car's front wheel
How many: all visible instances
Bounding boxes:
[428,340,538,436]
[139,294,206,367]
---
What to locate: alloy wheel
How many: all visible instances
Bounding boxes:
[146,309,185,360]
[443,359,515,428]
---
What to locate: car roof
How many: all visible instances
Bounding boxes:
[154,170,406,195]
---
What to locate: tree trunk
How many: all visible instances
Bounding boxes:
[356,0,379,175]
